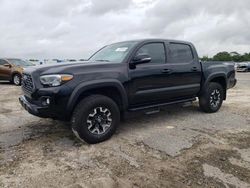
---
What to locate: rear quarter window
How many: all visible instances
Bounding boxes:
[168,43,194,63]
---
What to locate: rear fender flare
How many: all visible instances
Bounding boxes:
[202,73,227,99]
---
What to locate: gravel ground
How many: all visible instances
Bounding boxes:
[0,73,250,188]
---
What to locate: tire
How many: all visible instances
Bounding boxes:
[12,74,22,86]
[71,95,120,144]
[199,82,224,113]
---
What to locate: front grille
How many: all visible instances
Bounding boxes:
[22,73,34,92]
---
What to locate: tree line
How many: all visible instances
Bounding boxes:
[201,52,250,62]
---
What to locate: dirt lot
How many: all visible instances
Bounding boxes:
[0,73,250,188]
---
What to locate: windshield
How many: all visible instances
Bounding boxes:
[89,41,137,63]
[7,59,34,67]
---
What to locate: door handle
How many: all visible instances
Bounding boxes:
[162,69,172,74]
[191,67,198,71]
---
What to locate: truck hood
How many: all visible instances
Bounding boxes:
[24,61,122,75]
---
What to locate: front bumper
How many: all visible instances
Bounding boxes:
[19,95,67,119]
[19,95,50,118]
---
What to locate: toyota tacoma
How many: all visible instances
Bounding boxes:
[19,39,237,143]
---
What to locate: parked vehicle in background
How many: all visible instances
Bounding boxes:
[43,59,75,64]
[247,62,250,71]
[43,59,58,65]
[236,62,249,72]
[79,59,88,62]
[27,59,42,65]
[0,58,34,85]
[68,59,77,62]
[19,39,237,143]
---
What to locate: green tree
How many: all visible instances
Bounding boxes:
[230,51,243,62]
[242,53,250,61]
[232,54,243,62]
[213,52,232,61]
[200,56,211,61]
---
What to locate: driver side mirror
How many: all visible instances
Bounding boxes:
[3,63,12,68]
[132,54,151,65]
[130,54,151,69]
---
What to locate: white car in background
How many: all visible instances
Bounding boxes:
[236,62,249,72]
[26,59,44,65]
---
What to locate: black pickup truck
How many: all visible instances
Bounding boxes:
[19,39,236,143]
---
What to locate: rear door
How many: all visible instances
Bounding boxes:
[164,42,202,99]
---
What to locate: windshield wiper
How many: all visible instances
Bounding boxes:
[95,59,110,62]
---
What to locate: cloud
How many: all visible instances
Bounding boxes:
[88,0,133,15]
[142,0,250,56]
[0,0,249,59]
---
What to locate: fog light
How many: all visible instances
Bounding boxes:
[46,98,50,105]
[41,97,51,106]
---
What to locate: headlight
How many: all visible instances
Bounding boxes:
[40,74,73,87]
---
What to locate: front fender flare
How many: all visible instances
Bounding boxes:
[67,79,128,114]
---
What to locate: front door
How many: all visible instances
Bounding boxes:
[128,42,171,106]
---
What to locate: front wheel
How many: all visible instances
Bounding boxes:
[71,95,120,144]
[199,82,224,113]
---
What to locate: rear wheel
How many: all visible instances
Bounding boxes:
[12,74,21,86]
[71,95,120,144]
[199,82,224,113]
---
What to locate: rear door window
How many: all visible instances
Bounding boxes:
[168,43,193,63]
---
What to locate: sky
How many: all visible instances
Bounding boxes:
[0,0,249,59]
